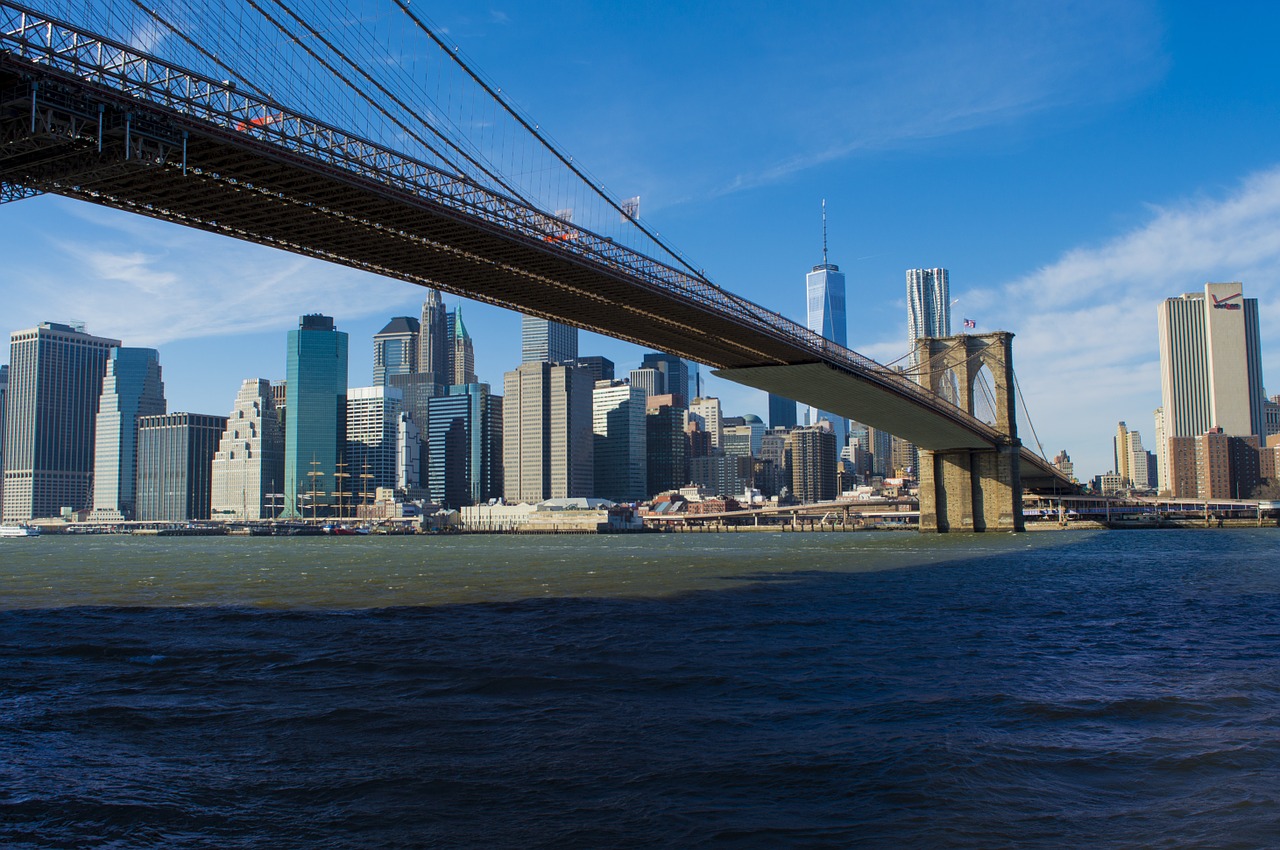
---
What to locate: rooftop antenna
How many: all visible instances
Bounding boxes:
[822,199,828,266]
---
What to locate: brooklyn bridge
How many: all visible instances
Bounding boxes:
[0,1,1075,531]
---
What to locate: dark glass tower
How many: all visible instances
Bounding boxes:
[283,314,349,518]
[768,393,797,430]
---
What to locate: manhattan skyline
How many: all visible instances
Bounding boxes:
[1,2,1278,480]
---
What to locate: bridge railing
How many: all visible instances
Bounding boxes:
[1,1,1009,446]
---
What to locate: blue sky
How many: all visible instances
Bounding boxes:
[4,1,1280,480]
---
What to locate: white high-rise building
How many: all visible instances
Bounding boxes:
[1158,282,1266,454]
[91,347,166,521]
[628,367,662,401]
[210,379,285,520]
[689,396,723,448]
[397,412,421,492]
[346,386,404,504]
[592,380,647,502]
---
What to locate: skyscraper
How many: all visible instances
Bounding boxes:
[450,307,477,385]
[418,289,450,388]
[372,316,419,387]
[0,364,6,519]
[640,352,690,406]
[3,322,119,522]
[906,268,951,347]
[282,314,349,519]
[805,203,847,441]
[521,315,578,364]
[786,426,838,503]
[593,380,647,502]
[426,383,503,508]
[768,393,797,430]
[345,386,405,506]
[503,362,593,503]
[210,379,285,520]
[136,412,227,522]
[628,367,662,400]
[561,356,615,383]
[646,394,687,497]
[91,347,166,521]
[688,396,723,449]
[1157,282,1266,490]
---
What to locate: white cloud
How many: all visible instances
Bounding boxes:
[6,201,420,347]
[956,164,1280,478]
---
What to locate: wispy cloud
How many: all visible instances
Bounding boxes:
[957,164,1280,476]
[635,2,1168,205]
[8,202,419,346]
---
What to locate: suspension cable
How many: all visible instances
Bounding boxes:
[263,0,537,207]
[390,0,712,284]
[1013,370,1048,460]
[126,0,274,101]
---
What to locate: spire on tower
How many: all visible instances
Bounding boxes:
[822,199,828,267]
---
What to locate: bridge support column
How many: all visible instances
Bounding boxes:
[914,332,1025,533]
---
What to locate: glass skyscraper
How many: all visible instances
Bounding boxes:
[91,347,166,521]
[372,316,419,387]
[640,352,690,405]
[3,322,119,522]
[521,315,578,364]
[768,393,797,430]
[805,260,847,441]
[426,383,503,508]
[283,314,349,518]
[593,380,647,502]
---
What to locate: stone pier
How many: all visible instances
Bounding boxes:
[913,332,1024,533]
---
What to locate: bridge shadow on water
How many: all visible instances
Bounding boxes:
[4,530,1280,848]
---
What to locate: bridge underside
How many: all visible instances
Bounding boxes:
[716,363,1066,491]
[1,58,815,373]
[715,364,990,449]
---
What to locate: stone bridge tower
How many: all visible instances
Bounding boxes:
[912,332,1024,532]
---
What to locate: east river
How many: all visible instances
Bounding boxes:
[3,531,1279,847]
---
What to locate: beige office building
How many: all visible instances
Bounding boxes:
[1156,282,1265,491]
[503,362,594,503]
[210,379,285,520]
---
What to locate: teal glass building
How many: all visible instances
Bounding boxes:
[283,315,349,518]
[425,383,502,508]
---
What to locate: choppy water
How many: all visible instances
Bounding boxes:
[3,530,1280,848]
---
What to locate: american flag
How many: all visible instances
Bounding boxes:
[963,318,976,329]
